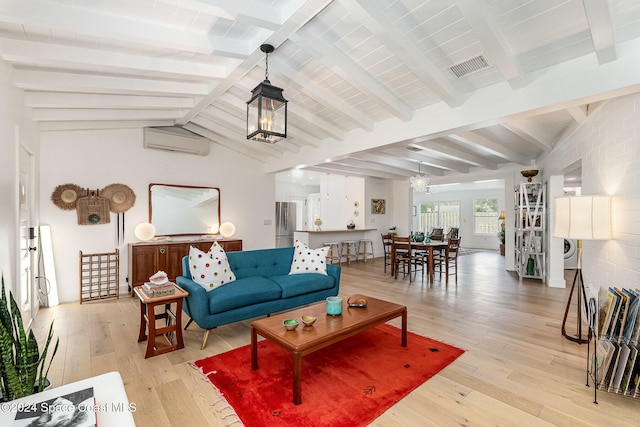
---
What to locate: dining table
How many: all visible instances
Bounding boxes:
[391,240,448,284]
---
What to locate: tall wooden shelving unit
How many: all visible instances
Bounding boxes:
[514,182,546,283]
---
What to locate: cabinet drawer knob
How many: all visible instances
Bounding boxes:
[159,247,166,254]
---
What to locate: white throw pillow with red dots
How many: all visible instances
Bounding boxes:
[189,242,236,291]
[289,240,329,275]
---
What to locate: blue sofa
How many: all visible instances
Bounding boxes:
[176,246,341,349]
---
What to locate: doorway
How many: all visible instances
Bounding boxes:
[18,143,36,326]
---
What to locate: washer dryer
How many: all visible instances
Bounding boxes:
[564,239,578,269]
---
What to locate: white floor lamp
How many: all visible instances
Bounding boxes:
[553,195,611,343]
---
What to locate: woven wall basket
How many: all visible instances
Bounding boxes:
[76,191,110,225]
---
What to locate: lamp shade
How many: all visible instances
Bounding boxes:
[219,222,236,238]
[553,196,611,240]
[498,211,506,220]
[134,222,156,241]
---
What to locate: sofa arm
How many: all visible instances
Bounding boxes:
[175,275,209,326]
[327,264,341,292]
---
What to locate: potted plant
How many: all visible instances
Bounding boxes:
[0,275,59,402]
[497,229,506,256]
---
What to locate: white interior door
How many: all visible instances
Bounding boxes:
[18,144,36,326]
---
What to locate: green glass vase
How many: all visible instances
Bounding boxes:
[526,257,535,275]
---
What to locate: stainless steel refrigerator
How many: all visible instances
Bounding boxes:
[275,202,296,248]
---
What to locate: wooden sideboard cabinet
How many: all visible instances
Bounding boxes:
[128,239,242,295]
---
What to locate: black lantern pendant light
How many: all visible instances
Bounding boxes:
[247,44,288,143]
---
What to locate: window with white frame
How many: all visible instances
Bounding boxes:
[474,198,499,234]
[419,201,460,233]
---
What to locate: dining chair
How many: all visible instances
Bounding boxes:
[429,227,444,241]
[445,227,459,240]
[381,233,393,273]
[392,236,423,283]
[433,237,461,284]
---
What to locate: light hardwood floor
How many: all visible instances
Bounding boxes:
[30,251,638,426]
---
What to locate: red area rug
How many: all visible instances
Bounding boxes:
[191,323,464,427]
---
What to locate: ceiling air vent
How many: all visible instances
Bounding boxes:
[449,55,490,78]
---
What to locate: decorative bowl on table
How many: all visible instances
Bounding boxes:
[283,319,299,331]
[301,315,317,326]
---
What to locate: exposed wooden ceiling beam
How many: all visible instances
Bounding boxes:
[501,121,553,152]
[451,131,531,164]
[23,92,194,109]
[0,0,250,58]
[454,0,526,88]
[343,0,465,107]
[177,0,334,125]
[0,39,229,80]
[37,120,175,132]
[583,0,616,64]
[13,70,208,96]
[291,31,414,121]
[421,138,498,170]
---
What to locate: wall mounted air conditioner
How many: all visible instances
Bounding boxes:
[143,126,210,156]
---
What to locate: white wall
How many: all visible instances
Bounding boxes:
[540,92,640,295]
[275,181,318,202]
[39,128,275,303]
[318,175,365,230]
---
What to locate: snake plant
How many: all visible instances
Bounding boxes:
[0,275,59,402]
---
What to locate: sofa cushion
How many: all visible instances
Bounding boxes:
[189,243,236,291]
[227,247,294,279]
[270,274,336,299]
[289,240,328,275]
[208,276,282,314]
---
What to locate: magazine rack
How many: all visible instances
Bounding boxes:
[586,288,640,403]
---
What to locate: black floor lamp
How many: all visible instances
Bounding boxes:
[554,195,611,344]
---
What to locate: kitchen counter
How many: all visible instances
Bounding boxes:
[294,229,380,258]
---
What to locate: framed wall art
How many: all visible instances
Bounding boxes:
[371,199,386,214]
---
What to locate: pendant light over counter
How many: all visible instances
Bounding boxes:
[246,44,288,143]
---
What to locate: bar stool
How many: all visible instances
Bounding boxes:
[340,240,359,265]
[323,242,341,265]
[358,239,374,263]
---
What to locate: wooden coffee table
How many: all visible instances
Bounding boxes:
[250,294,407,405]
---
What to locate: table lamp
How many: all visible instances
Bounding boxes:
[553,195,611,343]
[134,222,156,241]
[219,222,236,238]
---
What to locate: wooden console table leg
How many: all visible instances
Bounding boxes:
[293,352,302,405]
[137,300,147,342]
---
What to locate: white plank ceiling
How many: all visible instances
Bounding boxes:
[2,0,640,183]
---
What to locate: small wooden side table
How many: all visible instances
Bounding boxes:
[134,283,188,358]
